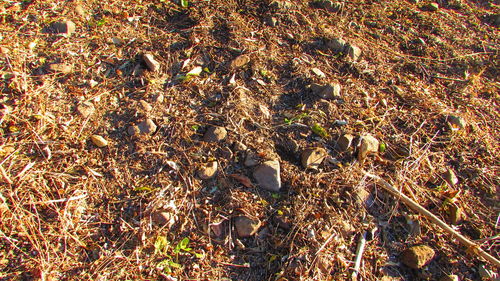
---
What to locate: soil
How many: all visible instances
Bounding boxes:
[0,0,499,280]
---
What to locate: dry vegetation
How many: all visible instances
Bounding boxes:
[0,0,499,280]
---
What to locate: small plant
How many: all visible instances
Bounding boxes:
[311,123,328,138]
[180,0,188,8]
[284,112,308,125]
[154,236,203,274]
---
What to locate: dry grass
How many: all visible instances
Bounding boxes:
[0,0,499,280]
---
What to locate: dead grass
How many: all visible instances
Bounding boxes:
[0,0,499,280]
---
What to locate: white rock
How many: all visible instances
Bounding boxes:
[358,134,379,161]
[301,147,327,169]
[76,101,95,118]
[90,135,108,148]
[346,44,362,61]
[198,161,218,180]
[143,54,160,72]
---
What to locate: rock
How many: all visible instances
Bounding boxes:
[90,135,108,148]
[230,55,250,70]
[346,44,362,61]
[203,126,227,142]
[311,68,326,78]
[234,216,261,238]
[139,100,152,111]
[0,46,9,54]
[444,169,458,186]
[253,160,281,192]
[358,134,379,161]
[336,134,354,151]
[75,5,86,18]
[49,63,72,74]
[400,245,435,269]
[447,115,466,130]
[301,147,327,169]
[152,211,175,227]
[311,83,341,99]
[143,53,160,72]
[448,204,463,225]
[265,16,278,27]
[137,119,157,135]
[326,38,346,53]
[244,151,260,167]
[440,274,460,281]
[50,20,76,35]
[233,141,247,152]
[198,161,218,180]
[127,125,140,136]
[153,93,164,103]
[76,102,95,118]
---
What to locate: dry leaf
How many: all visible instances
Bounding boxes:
[229,174,253,188]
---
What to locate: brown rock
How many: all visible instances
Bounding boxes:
[152,211,175,227]
[301,147,327,169]
[198,161,218,180]
[143,53,160,72]
[230,55,250,70]
[311,83,341,99]
[76,101,95,118]
[447,115,466,130]
[90,135,108,148]
[253,160,281,191]
[137,119,157,135]
[139,100,152,111]
[203,126,227,142]
[49,63,73,74]
[234,216,261,238]
[50,20,76,35]
[346,44,361,61]
[127,125,140,136]
[400,245,435,269]
[358,134,379,161]
[336,134,354,151]
[325,37,346,53]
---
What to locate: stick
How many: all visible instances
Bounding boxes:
[351,232,367,280]
[363,171,500,268]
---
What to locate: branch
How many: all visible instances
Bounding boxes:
[363,171,500,268]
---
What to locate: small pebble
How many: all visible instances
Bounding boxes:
[90,135,108,148]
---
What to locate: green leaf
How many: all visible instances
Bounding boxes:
[271,193,280,199]
[180,0,188,8]
[311,123,328,138]
[379,142,387,153]
[179,237,189,249]
[154,236,169,254]
[96,19,106,27]
[168,260,182,268]
[134,186,153,192]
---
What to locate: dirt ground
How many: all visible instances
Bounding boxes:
[0,0,499,280]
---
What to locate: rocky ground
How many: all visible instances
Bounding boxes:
[0,0,499,280]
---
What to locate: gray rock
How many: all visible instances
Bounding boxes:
[358,134,379,161]
[50,20,76,35]
[447,115,466,130]
[234,216,261,238]
[400,245,435,269]
[326,38,346,53]
[311,83,341,99]
[230,55,250,70]
[139,100,152,111]
[253,160,281,191]
[203,126,227,142]
[76,101,95,118]
[127,125,140,136]
[346,44,362,61]
[138,119,157,135]
[336,134,354,151]
[444,169,458,186]
[143,53,160,72]
[301,147,327,169]
[244,151,260,167]
[198,161,218,180]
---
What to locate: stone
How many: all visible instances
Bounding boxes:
[311,83,341,99]
[152,211,175,227]
[234,216,261,238]
[301,147,327,169]
[325,38,346,53]
[0,46,9,54]
[400,245,435,269]
[90,135,108,148]
[448,204,463,225]
[143,53,160,72]
[76,102,95,118]
[233,141,247,152]
[75,5,86,17]
[244,151,260,167]
[346,44,362,61]
[138,119,157,135]
[358,134,379,161]
[444,169,458,186]
[440,274,460,281]
[139,100,152,111]
[49,63,72,74]
[50,21,76,35]
[198,161,218,180]
[253,160,281,192]
[447,115,466,130]
[203,126,227,142]
[317,0,341,11]
[230,55,250,70]
[265,16,278,27]
[311,68,326,78]
[127,125,140,136]
[336,134,354,151]
[153,93,164,103]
